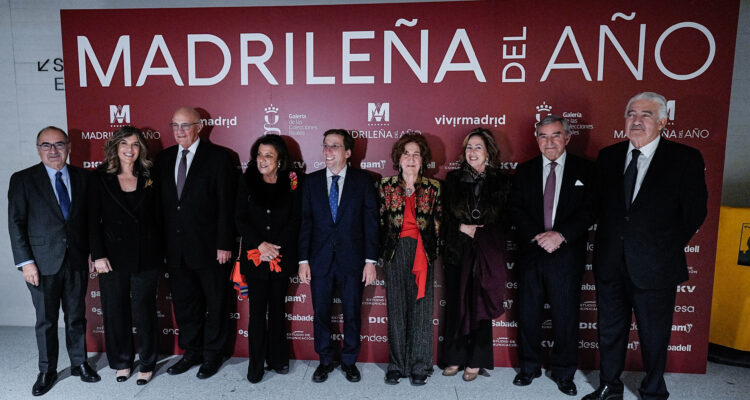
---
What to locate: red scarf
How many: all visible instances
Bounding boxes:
[399,193,428,299]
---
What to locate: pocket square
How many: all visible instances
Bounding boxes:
[575,180,584,186]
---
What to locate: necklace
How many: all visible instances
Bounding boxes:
[406,187,414,196]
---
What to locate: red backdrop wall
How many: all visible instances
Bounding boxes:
[61,0,739,373]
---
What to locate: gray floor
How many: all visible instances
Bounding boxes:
[1,326,748,399]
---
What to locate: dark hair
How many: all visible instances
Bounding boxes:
[459,127,501,167]
[390,132,432,171]
[36,126,69,144]
[103,126,152,176]
[323,129,354,151]
[250,134,291,173]
[535,114,570,136]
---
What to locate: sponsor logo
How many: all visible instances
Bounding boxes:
[331,313,343,323]
[506,281,518,289]
[350,129,416,140]
[493,336,518,347]
[676,285,696,293]
[285,294,307,303]
[433,319,440,326]
[542,319,552,329]
[368,102,389,126]
[439,299,447,307]
[687,266,698,275]
[162,328,179,335]
[156,310,166,319]
[264,104,280,134]
[580,300,598,311]
[90,290,100,298]
[674,305,695,313]
[667,344,692,352]
[506,262,515,270]
[331,333,344,341]
[492,319,517,328]
[535,101,552,124]
[285,313,314,321]
[585,263,593,271]
[90,307,102,316]
[672,323,694,333]
[587,242,595,252]
[534,101,593,134]
[434,113,506,128]
[201,116,237,128]
[579,322,597,330]
[289,275,301,284]
[503,299,514,310]
[542,340,555,348]
[579,340,638,350]
[684,245,700,253]
[360,160,387,170]
[362,295,387,307]
[368,316,388,324]
[110,105,130,126]
[82,161,104,169]
[581,283,596,291]
[333,297,342,304]
[287,330,315,341]
[93,325,104,334]
[229,312,241,319]
[361,334,388,343]
[287,112,317,136]
[238,329,248,338]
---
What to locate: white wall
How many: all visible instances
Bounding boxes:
[0,0,747,327]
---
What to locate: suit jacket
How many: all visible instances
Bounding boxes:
[298,167,378,278]
[8,163,90,275]
[87,167,163,272]
[593,139,707,289]
[154,141,236,270]
[378,175,441,262]
[509,153,595,273]
[235,168,302,280]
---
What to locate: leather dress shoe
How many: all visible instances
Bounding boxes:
[554,377,577,396]
[247,369,264,384]
[582,384,624,400]
[410,373,427,386]
[512,370,541,386]
[167,356,202,375]
[442,365,460,376]
[384,370,401,385]
[312,362,336,383]
[32,372,57,396]
[136,371,153,386]
[265,364,289,375]
[196,359,223,379]
[341,363,361,382]
[71,363,101,382]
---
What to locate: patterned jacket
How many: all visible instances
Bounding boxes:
[378,175,441,262]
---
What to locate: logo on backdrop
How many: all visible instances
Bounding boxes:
[110,105,130,126]
[264,104,281,134]
[367,102,390,126]
[535,101,593,134]
[535,101,552,124]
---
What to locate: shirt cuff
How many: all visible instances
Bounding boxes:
[16,260,34,271]
[299,260,308,265]
[365,259,377,264]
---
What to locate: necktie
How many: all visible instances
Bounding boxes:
[55,171,71,220]
[623,149,641,211]
[177,149,189,199]
[543,161,557,231]
[329,175,339,222]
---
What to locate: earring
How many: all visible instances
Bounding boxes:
[277,161,281,168]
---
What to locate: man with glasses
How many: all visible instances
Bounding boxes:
[8,126,100,396]
[298,129,378,383]
[154,107,235,379]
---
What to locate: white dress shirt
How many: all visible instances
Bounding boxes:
[174,138,201,183]
[625,136,660,201]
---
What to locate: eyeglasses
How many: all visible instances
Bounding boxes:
[169,122,200,132]
[322,144,345,151]
[37,141,68,151]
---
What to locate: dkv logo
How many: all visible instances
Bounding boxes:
[109,105,130,125]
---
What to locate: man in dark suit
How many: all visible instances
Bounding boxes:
[509,115,594,396]
[298,129,378,383]
[8,126,101,396]
[154,107,235,379]
[584,92,707,400]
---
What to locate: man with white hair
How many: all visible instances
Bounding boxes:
[585,92,707,400]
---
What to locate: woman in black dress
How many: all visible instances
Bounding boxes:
[440,128,510,381]
[88,126,162,385]
[235,134,302,383]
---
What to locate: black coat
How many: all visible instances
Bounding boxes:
[154,140,236,270]
[441,165,511,267]
[593,139,708,289]
[235,168,302,279]
[8,163,90,274]
[87,167,163,272]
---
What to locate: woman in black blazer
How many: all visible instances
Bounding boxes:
[235,134,302,383]
[88,126,162,385]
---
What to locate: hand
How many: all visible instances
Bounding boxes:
[94,258,113,274]
[362,262,376,286]
[534,231,565,253]
[22,263,40,286]
[88,254,95,274]
[298,262,311,285]
[258,242,281,261]
[217,249,232,264]
[459,224,484,239]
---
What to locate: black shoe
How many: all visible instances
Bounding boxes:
[273,365,289,375]
[32,372,57,396]
[512,370,541,386]
[247,369,264,384]
[312,362,336,383]
[582,384,624,400]
[554,377,577,396]
[167,356,202,375]
[136,371,153,386]
[384,370,401,385]
[196,359,222,379]
[71,363,101,383]
[410,373,428,386]
[341,363,361,382]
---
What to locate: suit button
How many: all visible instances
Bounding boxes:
[177,229,181,233]
[62,238,67,243]
[619,235,624,240]
[177,206,181,211]
[266,226,271,230]
[624,216,630,222]
[266,209,271,214]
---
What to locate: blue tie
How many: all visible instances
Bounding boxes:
[329,175,339,222]
[55,171,71,220]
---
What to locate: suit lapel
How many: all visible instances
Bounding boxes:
[33,163,65,221]
[529,157,544,228]
[337,169,356,220]
[614,142,629,208]
[632,139,668,210]
[100,173,140,219]
[182,141,207,196]
[556,156,577,221]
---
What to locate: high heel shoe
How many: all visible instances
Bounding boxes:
[115,368,131,382]
[136,371,153,385]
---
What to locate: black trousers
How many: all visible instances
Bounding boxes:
[517,257,582,379]
[169,264,229,361]
[247,277,289,378]
[596,264,677,400]
[441,263,493,369]
[99,268,160,371]
[384,237,435,376]
[27,258,88,373]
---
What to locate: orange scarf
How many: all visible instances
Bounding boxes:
[399,193,428,299]
[247,249,282,273]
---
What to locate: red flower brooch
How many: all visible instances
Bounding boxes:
[290,171,298,191]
